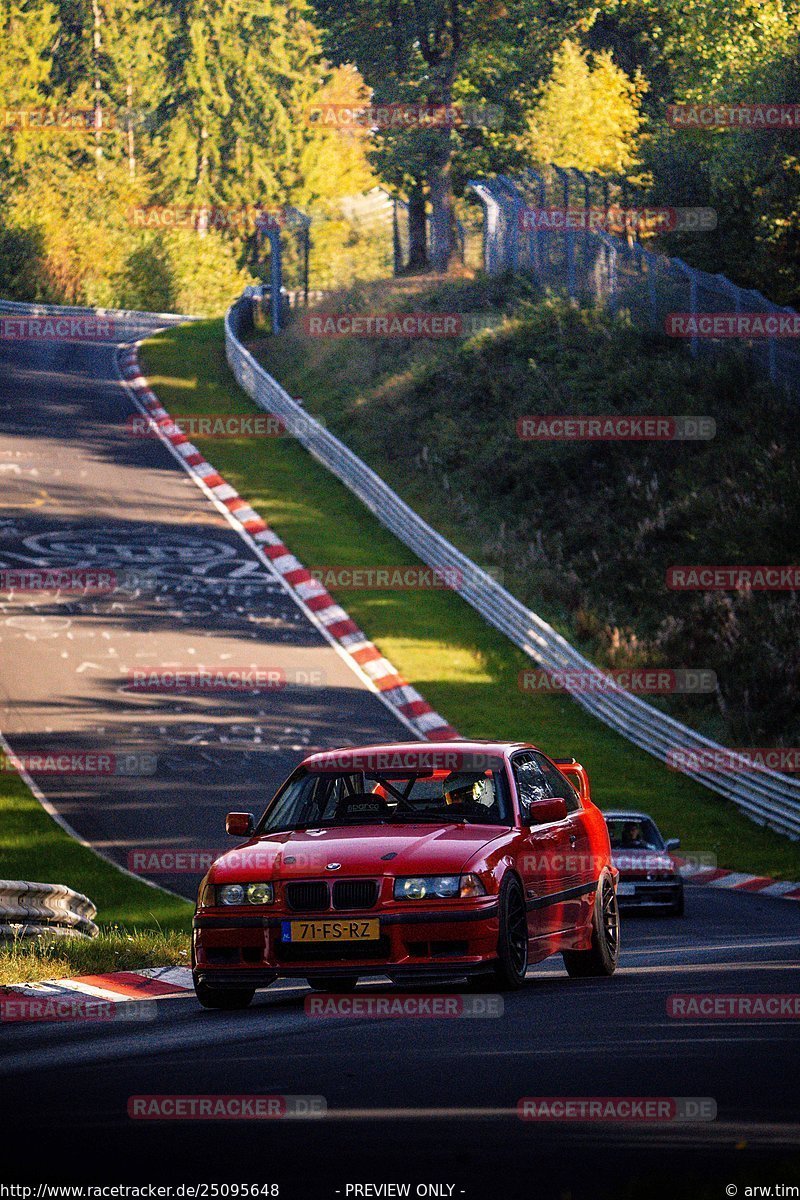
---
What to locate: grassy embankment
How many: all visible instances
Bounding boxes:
[0,761,191,984]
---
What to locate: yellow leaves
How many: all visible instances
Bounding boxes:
[524,39,647,177]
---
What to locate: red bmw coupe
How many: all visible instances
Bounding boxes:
[192,741,620,1008]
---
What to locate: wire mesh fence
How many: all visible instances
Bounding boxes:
[468,168,800,401]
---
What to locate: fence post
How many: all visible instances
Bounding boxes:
[553,166,575,299]
[524,168,547,281]
[467,182,501,274]
[571,168,592,288]
[645,248,658,330]
[392,198,403,276]
[267,225,282,333]
[603,234,618,316]
[674,259,698,357]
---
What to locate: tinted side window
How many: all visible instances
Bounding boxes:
[530,752,581,813]
[511,753,550,821]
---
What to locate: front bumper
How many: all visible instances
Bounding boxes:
[193,902,500,984]
[616,879,683,908]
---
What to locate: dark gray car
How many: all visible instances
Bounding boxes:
[603,810,684,915]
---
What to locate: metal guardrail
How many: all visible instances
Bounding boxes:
[0,880,98,939]
[225,297,800,840]
[0,296,193,338]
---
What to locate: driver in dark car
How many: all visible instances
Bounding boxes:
[620,821,647,848]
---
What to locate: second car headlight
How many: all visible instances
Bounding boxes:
[216,882,274,906]
[393,874,486,900]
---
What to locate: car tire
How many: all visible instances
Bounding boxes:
[194,981,255,1010]
[671,889,685,917]
[492,874,529,990]
[306,977,359,992]
[563,874,620,978]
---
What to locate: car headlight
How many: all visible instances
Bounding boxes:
[216,882,274,906]
[393,874,486,900]
[245,882,274,905]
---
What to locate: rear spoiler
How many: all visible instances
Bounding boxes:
[553,758,591,805]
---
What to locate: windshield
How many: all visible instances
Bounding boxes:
[258,765,513,834]
[607,817,664,851]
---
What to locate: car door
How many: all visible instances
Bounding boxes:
[511,752,576,942]
[529,751,596,930]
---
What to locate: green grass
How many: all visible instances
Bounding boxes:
[138,317,800,881]
[0,928,190,987]
[0,768,192,934]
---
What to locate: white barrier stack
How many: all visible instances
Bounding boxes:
[224,297,800,841]
[0,880,98,939]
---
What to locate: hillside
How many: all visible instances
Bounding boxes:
[253,275,800,750]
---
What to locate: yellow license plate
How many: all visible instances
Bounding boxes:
[282,918,380,943]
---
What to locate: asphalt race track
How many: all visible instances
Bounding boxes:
[1,327,799,1197]
[0,322,409,896]
[2,889,799,1196]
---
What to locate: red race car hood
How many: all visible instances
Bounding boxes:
[210,824,506,882]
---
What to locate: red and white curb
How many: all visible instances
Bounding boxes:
[0,966,193,1005]
[116,343,458,743]
[679,862,800,899]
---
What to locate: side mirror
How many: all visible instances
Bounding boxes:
[665,837,680,851]
[226,812,255,837]
[526,797,568,825]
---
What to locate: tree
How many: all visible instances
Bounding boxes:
[525,39,647,176]
[312,0,600,272]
